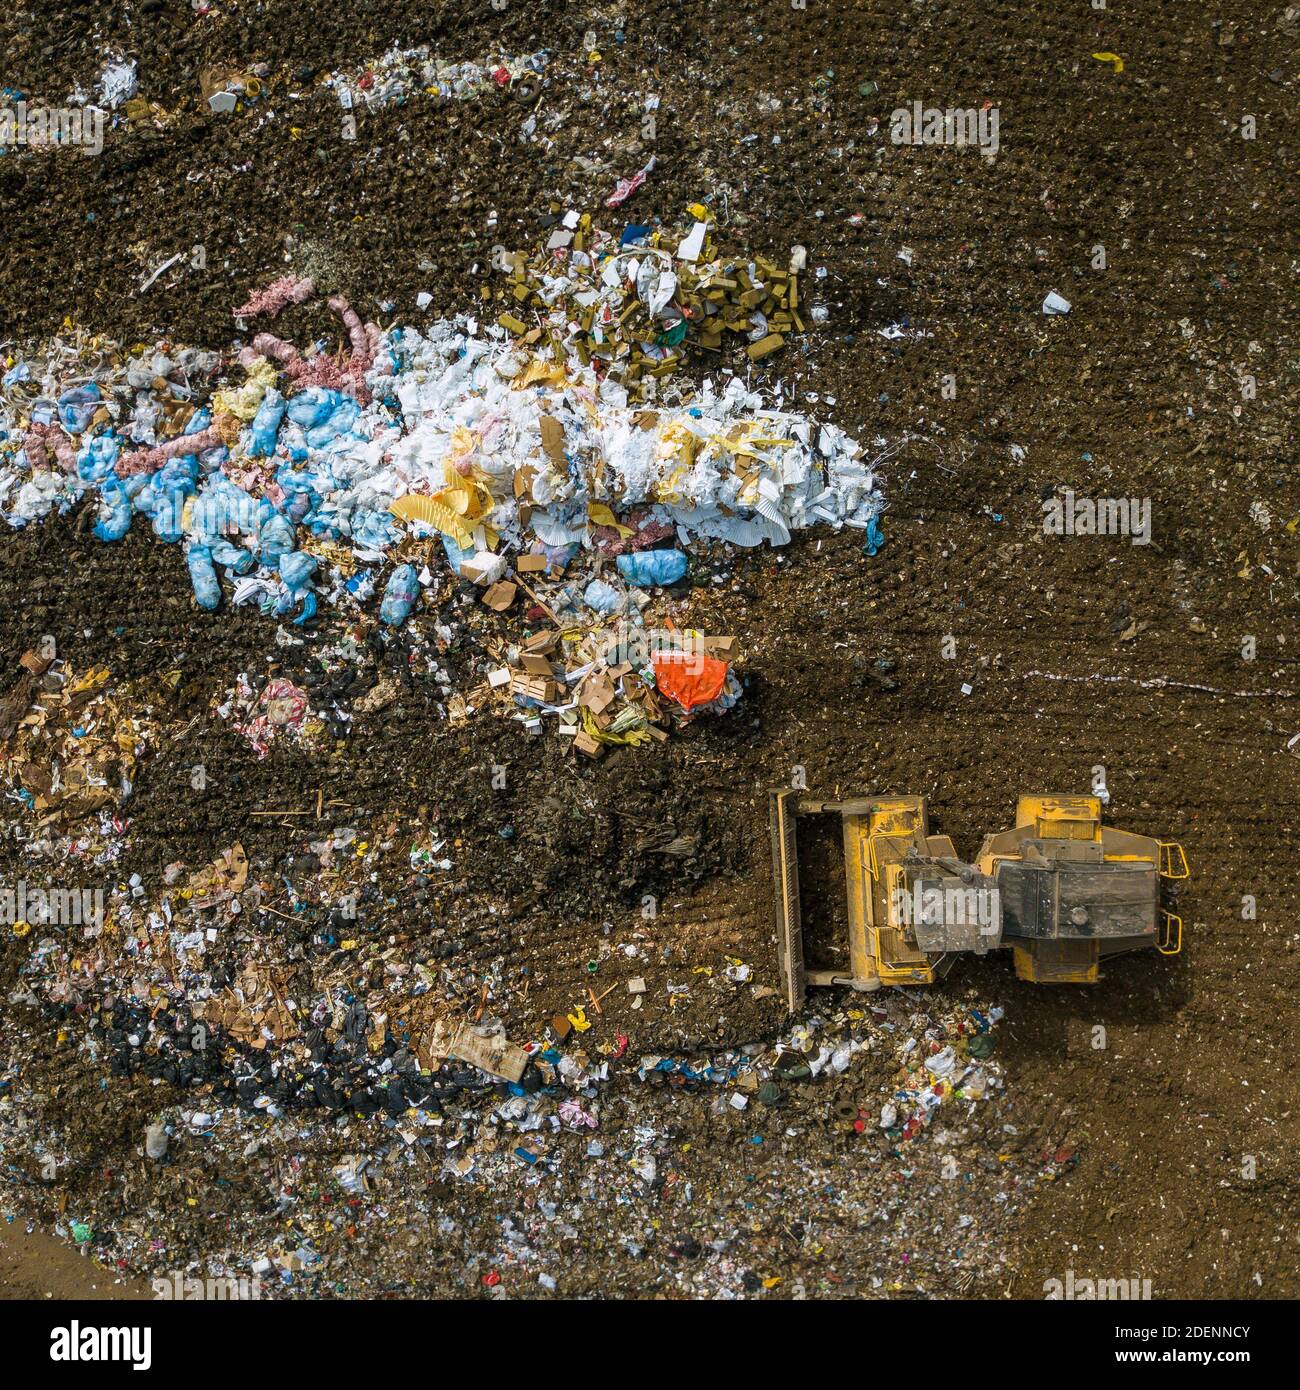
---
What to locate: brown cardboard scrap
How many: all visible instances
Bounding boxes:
[539,414,567,465]
[481,581,518,611]
[423,1018,528,1083]
[579,672,617,714]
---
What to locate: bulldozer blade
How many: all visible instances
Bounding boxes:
[770,790,805,1013]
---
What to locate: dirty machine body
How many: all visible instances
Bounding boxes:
[770,791,1187,1012]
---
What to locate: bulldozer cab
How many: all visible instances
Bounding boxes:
[975,794,1179,983]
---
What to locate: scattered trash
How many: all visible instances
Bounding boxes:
[97,58,139,110]
[605,155,656,207]
[493,203,808,385]
[327,45,550,110]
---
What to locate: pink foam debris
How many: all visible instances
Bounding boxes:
[233,275,316,320]
[117,426,224,477]
[234,290,382,405]
[22,422,78,473]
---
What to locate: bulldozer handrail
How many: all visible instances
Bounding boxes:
[866,831,916,881]
[1158,910,1183,955]
[1158,841,1189,879]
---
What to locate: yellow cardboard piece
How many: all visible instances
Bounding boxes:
[513,359,568,390]
[389,494,475,549]
[587,503,634,537]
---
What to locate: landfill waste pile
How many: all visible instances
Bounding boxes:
[1,257,883,754]
[0,229,1050,1302]
[3,849,1033,1298]
[0,636,1046,1302]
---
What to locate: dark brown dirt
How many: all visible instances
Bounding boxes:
[1,0,1297,1299]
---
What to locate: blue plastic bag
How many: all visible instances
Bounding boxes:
[156,455,199,492]
[186,544,221,609]
[247,388,286,458]
[210,539,254,573]
[380,563,420,626]
[189,479,264,540]
[145,488,188,544]
[278,550,317,591]
[285,388,344,430]
[862,515,885,557]
[257,513,295,565]
[350,506,397,552]
[77,433,120,483]
[276,550,318,625]
[583,578,623,614]
[93,480,132,542]
[286,388,360,448]
[616,549,688,587]
[58,384,101,434]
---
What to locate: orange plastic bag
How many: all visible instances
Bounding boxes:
[652,654,728,711]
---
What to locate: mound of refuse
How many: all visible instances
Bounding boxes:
[1,266,885,748]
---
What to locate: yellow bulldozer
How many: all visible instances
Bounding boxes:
[770,791,1188,1012]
